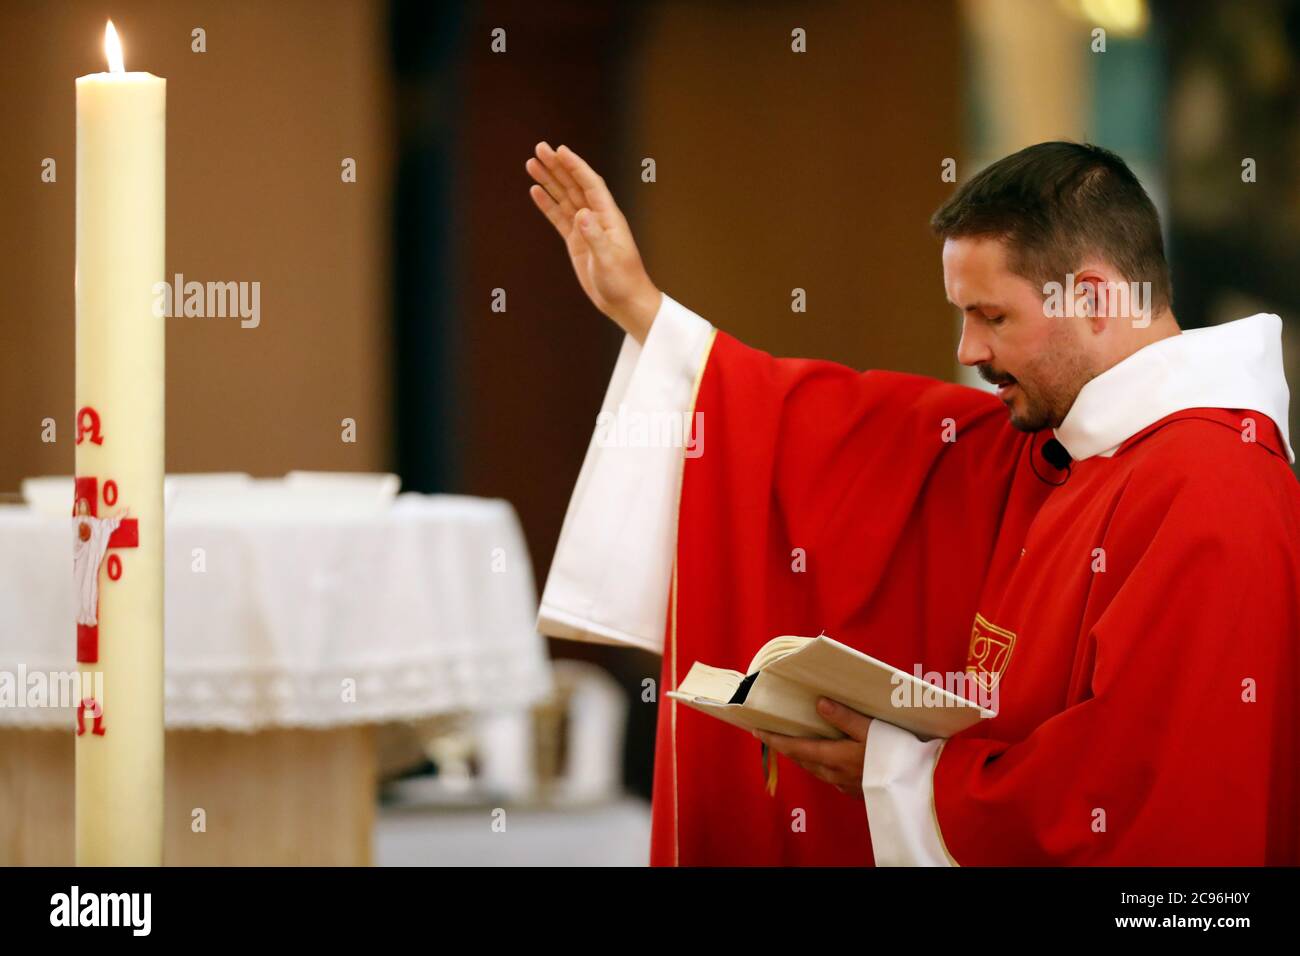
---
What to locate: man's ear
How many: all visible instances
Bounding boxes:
[1073,269,1109,333]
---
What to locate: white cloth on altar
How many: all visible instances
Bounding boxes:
[0,485,552,730]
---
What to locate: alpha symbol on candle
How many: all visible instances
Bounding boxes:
[72,475,138,665]
[76,406,103,445]
[104,20,125,74]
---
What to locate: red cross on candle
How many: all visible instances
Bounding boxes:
[73,475,138,664]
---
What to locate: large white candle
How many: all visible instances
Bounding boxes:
[74,20,165,867]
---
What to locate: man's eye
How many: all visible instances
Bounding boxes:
[987,314,1006,326]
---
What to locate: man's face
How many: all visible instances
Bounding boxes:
[943,237,1096,432]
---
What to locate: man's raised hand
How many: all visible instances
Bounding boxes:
[526,142,662,343]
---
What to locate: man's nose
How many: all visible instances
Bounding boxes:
[956,317,992,367]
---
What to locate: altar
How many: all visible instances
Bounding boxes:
[0,473,554,865]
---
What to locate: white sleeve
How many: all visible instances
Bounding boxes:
[536,293,715,654]
[862,719,957,866]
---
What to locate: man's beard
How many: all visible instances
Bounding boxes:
[1006,395,1054,433]
[977,364,1055,432]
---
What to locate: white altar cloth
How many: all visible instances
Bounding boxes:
[0,476,553,730]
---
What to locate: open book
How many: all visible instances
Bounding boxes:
[666,635,995,741]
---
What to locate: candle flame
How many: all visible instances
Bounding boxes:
[104,20,125,73]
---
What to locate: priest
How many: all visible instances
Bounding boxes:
[525,139,1300,866]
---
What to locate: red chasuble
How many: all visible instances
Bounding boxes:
[652,329,1300,866]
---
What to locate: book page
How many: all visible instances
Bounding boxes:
[746,635,813,673]
[764,636,993,740]
[675,662,745,703]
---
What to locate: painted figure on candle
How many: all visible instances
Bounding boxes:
[73,406,141,738]
[73,498,120,628]
[72,491,116,738]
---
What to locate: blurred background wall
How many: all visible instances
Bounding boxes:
[0,0,393,485]
[3,0,1298,807]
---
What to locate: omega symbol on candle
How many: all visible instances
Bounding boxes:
[77,696,106,737]
[72,406,140,736]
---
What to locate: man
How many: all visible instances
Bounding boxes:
[526,140,1300,865]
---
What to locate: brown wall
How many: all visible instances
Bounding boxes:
[0,0,391,493]
[455,1,964,598]
[627,1,964,375]
[454,1,630,579]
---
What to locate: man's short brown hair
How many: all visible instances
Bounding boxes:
[930,142,1172,313]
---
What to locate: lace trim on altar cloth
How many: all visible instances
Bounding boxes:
[0,649,554,731]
